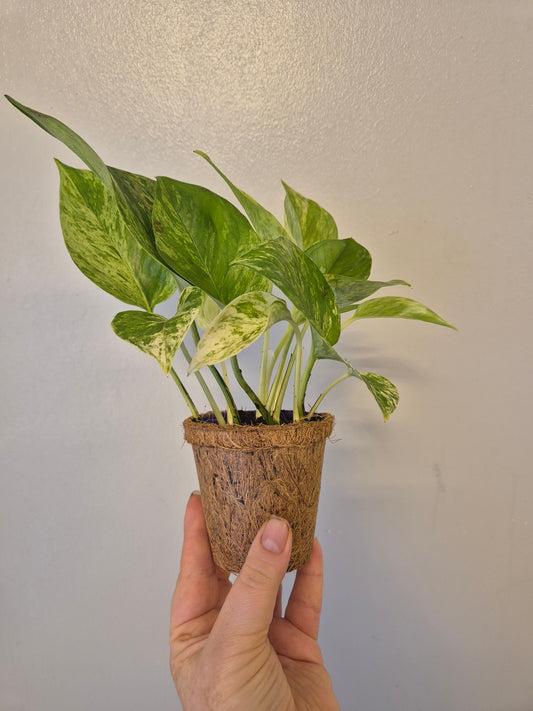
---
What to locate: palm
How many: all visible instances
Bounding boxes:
[170,495,339,711]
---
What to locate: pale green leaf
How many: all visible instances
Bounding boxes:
[197,292,220,329]
[189,292,292,372]
[107,167,182,300]
[332,277,410,312]
[311,328,399,420]
[58,161,176,310]
[6,97,179,305]
[152,177,269,304]
[305,238,372,280]
[357,373,399,421]
[283,182,338,248]
[351,296,456,328]
[234,236,341,344]
[194,151,292,243]
[111,286,203,374]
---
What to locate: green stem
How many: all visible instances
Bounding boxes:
[306,372,352,418]
[220,360,230,389]
[190,321,240,424]
[258,329,270,402]
[298,348,316,415]
[289,324,303,421]
[219,361,233,425]
[231,356,274,424]
[341,313,358,331]
[208,364,240,424]
[170,368,199,419]
[271,325,293,370]
[273,350,296,423]
[180,343,225,425]
[190,321,201,345]
[266,330,293,411]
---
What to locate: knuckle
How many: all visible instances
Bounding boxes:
[239,559,276,591]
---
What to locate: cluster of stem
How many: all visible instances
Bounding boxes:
[170,317,342,426]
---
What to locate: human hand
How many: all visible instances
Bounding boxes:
[170,491,340,711]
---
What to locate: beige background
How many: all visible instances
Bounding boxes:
[1,2,532,709]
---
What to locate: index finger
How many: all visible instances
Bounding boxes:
[170,492,224,630]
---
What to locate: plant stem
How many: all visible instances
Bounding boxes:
[269,325,292,376]
[219,360,233,425]
[208,364,240,424]
[298,347,316,415]
[220,360,230,388]
[341,313,358,331]
[231,356,274,424]
[306,372,352,418]
[289,324,304,421]
[266,330,293,411]
[180,343,225,425]
[170,368,199,419]
[190,321,201,345]
[273,350,296,423]
[190,320,240,424]
[258,329,270,402]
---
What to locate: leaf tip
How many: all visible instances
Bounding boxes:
[4,94,20,109]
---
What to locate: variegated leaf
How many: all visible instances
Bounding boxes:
[331,277,410,312]
[152,176,269,304]
[58,162,176,310]
[189,292,292,372]
[305,237,372,281]
[111,286,203,374]
[311,328,399,420]
[197,292,220,329]
[194,151,291,243]
[234,236,341,345]
[351,296,456,328]
[7,97,179,303]
[283,182,338,248]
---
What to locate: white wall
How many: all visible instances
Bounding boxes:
[1,2,532,710]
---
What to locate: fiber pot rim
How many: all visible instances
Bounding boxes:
[183,411,334,450]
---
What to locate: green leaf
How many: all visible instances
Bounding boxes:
[58,161,178,310]
[234,236,341,344]
[107,167,182,296]
[350,296,456,329]
[152,177,269,304]
[189,292,292,372]
[311,329,399,420]
[6,97,179,303]
[197,292,220,329]
[282,182,338,249]
[108,167,158,254]
[331,277,410,312]
[6,95,113,191]
[357,372,399,421]
[111,286,203,374]
[305,238,371,280]
[194,151,292,243]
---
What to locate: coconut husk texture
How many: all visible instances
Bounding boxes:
[183,411,334,573]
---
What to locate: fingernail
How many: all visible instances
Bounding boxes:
[261,516,290,554]
[190,490,201,498]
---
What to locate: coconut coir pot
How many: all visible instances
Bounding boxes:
[183,411,334,572]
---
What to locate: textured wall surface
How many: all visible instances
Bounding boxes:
[1,2,533,710]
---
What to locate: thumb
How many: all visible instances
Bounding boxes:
[213,516,292,639]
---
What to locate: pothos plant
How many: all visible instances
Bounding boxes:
[7,96,455,426]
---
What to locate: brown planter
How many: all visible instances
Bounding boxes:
[183,411,334,573]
